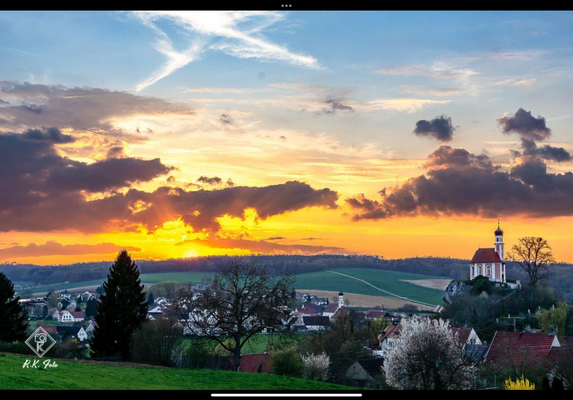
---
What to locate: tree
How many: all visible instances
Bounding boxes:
[91,250,148,360]
[47,292,59,308]
[130,317,183,367]
[147,292,155,306]
[177,258,294,371]
[85,298,98,318]
[384,318,475,390]
[537,303,569,338]
[508,237,556,305]
[270,348,304,377]
[0,273,28,342]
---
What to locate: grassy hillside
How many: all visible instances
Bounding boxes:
[22,268,445,305]
[0,353,356,390]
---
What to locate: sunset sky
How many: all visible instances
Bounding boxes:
[1,11,573,265]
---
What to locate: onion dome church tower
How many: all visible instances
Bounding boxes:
[469,221,506,283]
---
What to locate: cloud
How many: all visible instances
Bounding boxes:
[376,62,478,81]
[490,49,548,60]
[0,129,171,223]
[367,98,451,113]
[219,113,233,125]
[0,241,141,260]
[0,81,194,134]
[132,11,320,92]
[47,157,173,193]
[266,236,286,240]
[177,237,345,255]
[197,176,223,185]
[347,141,573,220]
[498,108,551,141]
[402,85,466,97]
[413,115,455,142]
[0,132,339,234]
[320,98,354,115]
[518,138,571,163]
[495,78,536,86]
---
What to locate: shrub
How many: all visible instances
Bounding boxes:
[130,317,183,367]
[302,353,330,381]
[270,348,304,378]
[177,341,212,369]
[504,375,535,390]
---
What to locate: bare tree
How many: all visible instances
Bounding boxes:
[177,258,295,371]
[507,237,556,305]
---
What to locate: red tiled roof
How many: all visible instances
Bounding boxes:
[377,323,402,342]
[471,248,502,263]
[486,332,559,367]
[366,310,385,319]
[323,303,339,313]
[452,327,472,344]
[70,311,85,318]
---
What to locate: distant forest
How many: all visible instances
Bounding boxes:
[1,254,572,300]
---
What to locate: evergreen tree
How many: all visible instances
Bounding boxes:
[147,292,155,306]
[552,377,565,391]
[85,298,98,317]
[91,251,148,360]
[0,273,28,342]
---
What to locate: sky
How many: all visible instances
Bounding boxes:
[1,10,573,265]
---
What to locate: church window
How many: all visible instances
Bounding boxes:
[486,266,491,276]
[478,266,482,274]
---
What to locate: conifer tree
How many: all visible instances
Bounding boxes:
[85,298,98,318]
[0,273,28,342]
[91,250,148,360]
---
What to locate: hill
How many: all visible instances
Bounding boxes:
[0,353,357,390]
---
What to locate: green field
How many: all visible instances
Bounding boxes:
[21,268,445,306]
[294,269,445,305]
[182,333,306,356]
[0,353,355,390]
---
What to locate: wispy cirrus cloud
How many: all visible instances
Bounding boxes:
[131,11,321,92]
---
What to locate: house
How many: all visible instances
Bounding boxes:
[452,327,482,346]
[70,311,85,322]
[314,297,329,306]
[77,327,88,342]
[297,303,323,316]
[302,316,330,331]
[56,326,81,340]
[323,292,345,319]
[51,309,60,321]
[84,320,97,336]
[56,310,85,323]
[148,306,164,318]
[377,323,402,358]
[59,290,72,300]
[365,310,386,320]
[78,291,94,302]
[485,331,562,368]
[345,359,385,387]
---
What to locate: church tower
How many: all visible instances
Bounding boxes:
[494,221,504,261]
[338,291,344,307]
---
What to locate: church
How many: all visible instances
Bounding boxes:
[469,223,506,283]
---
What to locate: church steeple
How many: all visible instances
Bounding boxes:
[494,220,504,260]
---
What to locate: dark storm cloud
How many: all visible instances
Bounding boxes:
[413,115,455,142]
[176,237,345,255]
[346,144,573,220]
[0,130,339,233]
[0,81,194,135]
[0,241,141,260]
[317,98,354,115]
[498,108,551,141]
[107,146,127,159]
